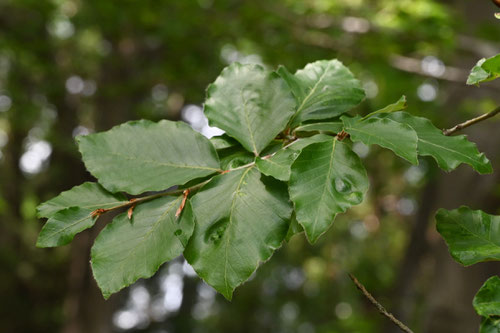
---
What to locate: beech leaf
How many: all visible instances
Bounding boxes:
[91,195,194,298]
[184,168,292,300]
[77,119,221,195]
[289,138,369,243]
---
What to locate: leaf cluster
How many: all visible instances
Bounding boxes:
[37,59,492,300]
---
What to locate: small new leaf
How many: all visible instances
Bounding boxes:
[360,95,407,120]
[467,54,500,85]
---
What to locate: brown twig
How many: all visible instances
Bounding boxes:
[348,273,414,333]
[443,106,500,136]
[89,179,210,219]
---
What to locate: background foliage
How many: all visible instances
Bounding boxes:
[1,0,499,332]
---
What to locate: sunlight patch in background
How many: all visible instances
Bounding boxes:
[417,82,438,102]
[112,259,219,331]
[220,44,263,65]
[0,94,12,112]
[19,140,52,175]
[181,104,224,138]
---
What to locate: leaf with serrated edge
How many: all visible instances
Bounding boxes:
[256,134,332,181]
[204,63,296,155]
[342,115,418,164]
[77,119,220,195]
[436,206,500,266]
[378,112,492,174]
[289,138,369,243]
[277,60,365,126]
[36,183,128,248]
[91,195,194,298]
[474,276,500,317]
[37,182,127,219]
[184,168,292,300]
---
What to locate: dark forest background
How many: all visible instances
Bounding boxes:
[1,0,499,332]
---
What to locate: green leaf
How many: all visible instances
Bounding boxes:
[289,138,369,243]
[36,182,128,248]
[342,115,418,164]
[480,316,500,333]
[37,208,96,247]
[361,95,407,120]
[436,207,500,266]
[77,119,220,195]
[184,167,292,300]
[210,134,238,150]
[277,60,365,126]
[378,112,492,174]
[255,134,333,181]
[467,54,500,85]
[37,182,127,218]
[204,63,296,155]
[474,276,500,317]
[285,213,303,242]
[218,146,255,170]
[293,122,344,135]
[91,195,194,298]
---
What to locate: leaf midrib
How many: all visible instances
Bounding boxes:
[41,210,93,242]
[104,151,220,172]
[447,215,500,255]
[291,62,332,124]
[224,167,253,296]
[311,139,337,239]
[240,90,259,156]
[107,197,181,290]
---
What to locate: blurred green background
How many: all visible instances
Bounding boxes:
[1,0,499,332]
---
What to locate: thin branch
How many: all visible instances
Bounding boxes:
[348,273,414,333]
[443,106,500,136]
[91,179,211,218]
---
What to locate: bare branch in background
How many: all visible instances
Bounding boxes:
[443,106,500,136]
[349,273,414,333]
